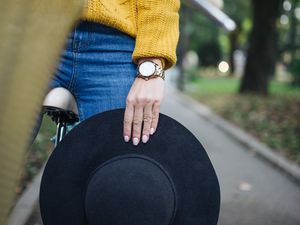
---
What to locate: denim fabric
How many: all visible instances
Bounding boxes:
[51,20,137,121]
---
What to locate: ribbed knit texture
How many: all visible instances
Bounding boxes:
[82,0,180,69]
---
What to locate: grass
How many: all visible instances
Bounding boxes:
[185,76,300,164]
[188,76,300,97]
[16,116,56,196]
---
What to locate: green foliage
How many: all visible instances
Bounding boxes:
[223,0,251,23]
[223,0,252,47]
[180,0,251,68]
[288,57,300,86]
[218,33,230,55]
[279,0,300,56]
[186,67,201,82]
[189,75,300,96]
[197,41,222,66]
[17,116,55,195]
[240,18,252,44]
[182,6,222,66]
[189,76,240,94]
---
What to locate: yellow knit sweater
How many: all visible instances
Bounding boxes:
[82,0,180,69]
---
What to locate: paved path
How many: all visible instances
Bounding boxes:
[161,86,300,225]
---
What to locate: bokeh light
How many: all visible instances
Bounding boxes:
[280,14,289,25]
[295,7,300,20]
[283,0,292,11]
[218,61,230,73]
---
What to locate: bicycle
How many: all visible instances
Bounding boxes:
[42,87,79,146]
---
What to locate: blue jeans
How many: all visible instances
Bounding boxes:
[51,20,137,121]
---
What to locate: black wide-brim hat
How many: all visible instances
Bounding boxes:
[40,108,220,225]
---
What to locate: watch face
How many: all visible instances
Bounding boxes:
[139,61,156,77]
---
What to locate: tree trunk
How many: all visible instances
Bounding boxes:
[239,0,283,95]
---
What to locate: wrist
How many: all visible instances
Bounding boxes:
[136,59,165,81]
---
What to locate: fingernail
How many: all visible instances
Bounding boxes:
[133,137,139,146]
[150,128,155,135]
[142,135,148,143]
[124,136,129,142]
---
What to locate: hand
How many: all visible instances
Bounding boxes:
[123,59,164,146]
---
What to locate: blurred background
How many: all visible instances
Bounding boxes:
[176,0,300,164]
[3,0,300,225]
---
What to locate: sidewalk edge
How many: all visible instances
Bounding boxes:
[170,87,300,186]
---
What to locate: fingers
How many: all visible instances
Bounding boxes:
[124,99,160,146]
[132,104,143,145]
[124,97,150,146]
[142,103,152,143]
[151,101,160,135]
[123,77,164,146]
[123,101,134,142]
[124,102,160,146]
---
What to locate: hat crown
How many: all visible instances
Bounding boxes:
[84,155,177,225]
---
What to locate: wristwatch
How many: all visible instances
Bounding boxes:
[136,60,165,81]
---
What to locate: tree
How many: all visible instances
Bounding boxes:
[239,0,283,95]
[177,3,192,91]
[279,0,300,60]
[279,0,300,86]
[223,0,250,75]
[177,1,222,90]
[184,2,222,66]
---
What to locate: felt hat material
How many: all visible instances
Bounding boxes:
[40,109,220,225]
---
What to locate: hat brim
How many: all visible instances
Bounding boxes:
[40,108,220,225]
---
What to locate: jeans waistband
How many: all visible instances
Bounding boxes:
[77,20,130,37]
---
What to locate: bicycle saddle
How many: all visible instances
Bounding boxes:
[43,87,78,114]
[43,87,79,124]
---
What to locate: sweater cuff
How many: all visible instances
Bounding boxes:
[132,0,180,70]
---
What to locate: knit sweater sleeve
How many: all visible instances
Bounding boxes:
[132,0,180,70]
